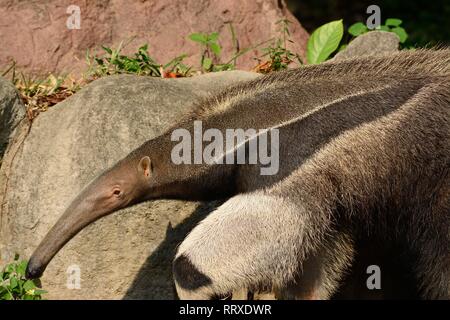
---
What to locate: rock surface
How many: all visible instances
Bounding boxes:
[0,76,26,159]
[0,71,260,299]
[0,0,309,77]
[333,31,400,61]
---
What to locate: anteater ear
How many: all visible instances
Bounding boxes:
[138,156,152,179]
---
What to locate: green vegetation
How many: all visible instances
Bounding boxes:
[86,16,408,76]
[348,18,408,43]
[286,0,447,48]
[0,254,46,300]
[307,20,344,64]
[306,17,409,64]
[1,17,410,123]
[1,62,81,121]
[188,31,227,72]
[86,42,191,78]
[188,23,264,73]
[254,19,303,73]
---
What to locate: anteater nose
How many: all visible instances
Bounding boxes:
[25,259,44,279]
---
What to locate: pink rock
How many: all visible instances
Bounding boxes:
[0,0,309,77]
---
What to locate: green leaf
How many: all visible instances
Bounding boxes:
[307,19,344,64]
[391,27,408,43]
[10,277,18,289]
[5,264,14,274]
[208,32,219,42]
[138,44,148,52]
[188,33,207,44]
[34,289,47,295]
[385,18,402,27]
[202,57,212,71]
[17,261,27,277]
[348,22,368,36]
[23,280,36,292]
[378,25,391,32]
[210,43,221,57]
[213,63,232,72]
[163,54,188,69]
[1,291,13,300]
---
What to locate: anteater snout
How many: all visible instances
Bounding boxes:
[25,258,45,279]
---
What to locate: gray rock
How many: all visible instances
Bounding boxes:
[334,31,400,61]
[0,76,26,160]
[0,71,260,299]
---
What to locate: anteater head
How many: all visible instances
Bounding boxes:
[25,156,153,279]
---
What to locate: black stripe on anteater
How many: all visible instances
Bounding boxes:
[173,254,212,290]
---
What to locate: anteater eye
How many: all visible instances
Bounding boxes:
[113,189,121,197]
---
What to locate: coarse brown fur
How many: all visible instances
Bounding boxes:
[26,49,450,299]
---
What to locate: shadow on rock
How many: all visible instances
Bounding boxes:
[123,201,222,299]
